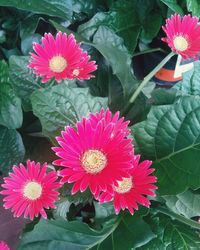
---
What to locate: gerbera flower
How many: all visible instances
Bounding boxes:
[0,241,10,250]
[28,31,97,83]
[52,109,134,198]
[0,160,60,220]
[99,156,157,215]
[162,14,200,60]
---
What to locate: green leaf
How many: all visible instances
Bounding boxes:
[78,7,141,53]
[163,189,200,218]
[18,216,119,250]
[9,56,47,111]
[54,198,71,219]
[92,213,155,250]
[93,26,137,96]
[137,214,200,249]
[132,96,200,194]
[20,15,42,39]
[174,61,200,96]
[31,84,107,141]
[0,0,73,20]
[0,60,22,129]
[140,13,162,43]
[0,126,25,174]
[187,0,200,17]
[160,0,184,14]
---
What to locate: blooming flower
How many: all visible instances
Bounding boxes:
[0,241,10,250]
[99,156,157,215]
[0,160,60,220]
[28,32,97,83]
[162,14,200,60]
[52,109,134,198]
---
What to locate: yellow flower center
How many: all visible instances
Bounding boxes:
[73,69,80,76]
[49,56,67,73]
[81,149,107,174]
[173,35,189,52]
[23,181,42,200]
[114,177,133,194]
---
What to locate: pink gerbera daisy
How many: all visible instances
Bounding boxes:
[28,31,97,83]
[52,109,134,198]
[0,160,60,220]
[99,155,157,215]
[162,14,200,60]
[0,241,10,250]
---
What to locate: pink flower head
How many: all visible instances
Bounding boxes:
[99,155,157,215]
[52,109,134,198]
[0,160,60,220]
[0,241,10,250]
[28,31,97,83]
[162,14,200,60]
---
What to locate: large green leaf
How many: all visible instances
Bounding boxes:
[93,26,137,97]
[0,60,22,129]
[187,0,200,17]
[161,0,184,14]
[163,189,200,218]
[78,10,140,53]
[31,84,107,141]
[174,61,200,96]
[138,214,200,249]
[92,213,155,250]
[132,96,200,194]
[0,0,73,20]
[18,217,120,250]
[19,212,154,250]
[9,56,47,111]
[0,126,25,174]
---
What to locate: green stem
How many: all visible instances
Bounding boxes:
[129,51,175,104]
[132,48,165,57]
[155,206,200,230]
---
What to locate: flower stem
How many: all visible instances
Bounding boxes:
[129,51,175,104]
[155,206,200,230]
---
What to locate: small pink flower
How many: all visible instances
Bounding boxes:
[99,155,157,215]
[0,160,60,220]
[52,109,134,198]
[162,14,200,59]
[28,31,97,83]
[0,241,10,250]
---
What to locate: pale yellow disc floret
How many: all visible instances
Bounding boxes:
[114,177,133,194]
[173,35,189,52]
[23,181,42,200]
[73,69,80,76]
[49,56,67,73]
[81,149,107,174]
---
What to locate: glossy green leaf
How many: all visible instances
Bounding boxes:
[187,0,200,17]
[9,56,47,111]
[174,61,200,96]
[0,0,73,20]
[31,84,107,141]
[132,96,200,194]
[54,198,71,219]
[161,0,184,14]
[93,26,137,96]
[92,213,155,250]
[137,214,200,249]
[20,15,42,39]
[0,61,22,128]
[0,125,25,174]
[163,189,200,218]
[78,8,140,53]
[18,216,119,250]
